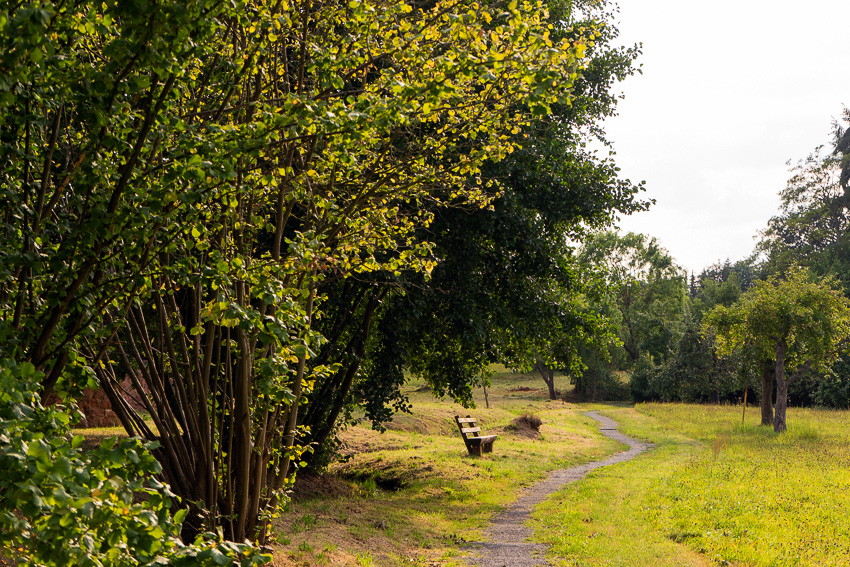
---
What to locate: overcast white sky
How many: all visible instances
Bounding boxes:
[603,0,850,275]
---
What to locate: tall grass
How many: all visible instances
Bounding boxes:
[640,404,850,566]
[533,404,850,567]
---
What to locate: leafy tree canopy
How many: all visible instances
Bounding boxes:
[297,0,648,467]
[704,268,850,431]
[578,231,686,365]
[759,147,850,290]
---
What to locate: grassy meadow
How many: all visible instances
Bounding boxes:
[273,371,850,567]
[635,405,850,566]
[534,404,850,566]
[68,369,850,566]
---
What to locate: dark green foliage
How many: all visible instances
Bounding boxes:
[300,0,649,466]
[572,363,629,401]
[626,115,850,411]
[812,356,850,408]
[695,259,760,294]
[631,258,760,405]
[628,317,741,404]
[782,354,850,409]
[667,316,739,403]
[629,354,659,402]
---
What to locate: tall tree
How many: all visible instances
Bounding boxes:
[757,133,850,416]
[578,231,686,365]
[705,268,850,432]
[759,147,850,290]
[834,107,850,188]
[298,0,648,465]
[495,264,620,401]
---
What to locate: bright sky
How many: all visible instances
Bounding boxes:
[603,0,850,275]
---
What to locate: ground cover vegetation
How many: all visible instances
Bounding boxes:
[533,403,850,567]
[270,370,629,566]
[0,0,647,561]
[267,374,849,566]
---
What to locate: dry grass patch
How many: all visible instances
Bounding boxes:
[504,413,543,438]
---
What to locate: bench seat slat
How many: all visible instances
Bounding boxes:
[465,435,497,444]
[460,426,481,434]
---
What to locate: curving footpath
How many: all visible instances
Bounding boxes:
[464,411,653,567]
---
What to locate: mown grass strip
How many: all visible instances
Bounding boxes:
[532,407,711,567]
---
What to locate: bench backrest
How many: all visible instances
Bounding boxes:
[455,415,482,439]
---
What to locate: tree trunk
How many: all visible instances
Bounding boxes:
[300,287,386,469]
[535,361,557,400]
[760,362,774,426]
[546,368,556,400]
[775,360,812,434]
[590,367,598,402]
[773,340,788,433]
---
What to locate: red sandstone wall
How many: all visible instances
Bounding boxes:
[76,386,121,428]
[48,376,149,429]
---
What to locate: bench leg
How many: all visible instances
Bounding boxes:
[467,443,482,456]
[482,441,493,454]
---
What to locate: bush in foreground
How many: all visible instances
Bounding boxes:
[0,360,270,567]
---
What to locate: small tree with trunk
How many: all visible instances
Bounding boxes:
[496,284,619,401]
[704,268,850,432]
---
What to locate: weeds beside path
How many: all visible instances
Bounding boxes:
[464,412,652,567]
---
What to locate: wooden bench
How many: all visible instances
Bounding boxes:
[455,415,497,456]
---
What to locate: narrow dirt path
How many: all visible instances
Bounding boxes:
[464,411,652,567]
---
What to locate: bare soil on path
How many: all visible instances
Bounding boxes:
[464,411,652,567]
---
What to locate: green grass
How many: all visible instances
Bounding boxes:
[532,407,711,567]
[272,369,625,566]
[72,368,850,567]
[533,404,850,567]
[639,404,850,566]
